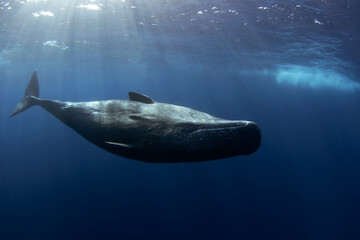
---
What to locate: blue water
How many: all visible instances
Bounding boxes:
[1,0,360,239]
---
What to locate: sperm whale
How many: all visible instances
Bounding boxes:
[10,71,261,163]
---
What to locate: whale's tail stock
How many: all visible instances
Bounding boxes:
[9,71,40,118]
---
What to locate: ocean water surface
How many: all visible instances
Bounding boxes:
[1,0,360,239]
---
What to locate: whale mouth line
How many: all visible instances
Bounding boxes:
[187,122,256,138]
[192,121,254,132]
[191,126,243,134]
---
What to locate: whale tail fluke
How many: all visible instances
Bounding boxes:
[10,71,40,118]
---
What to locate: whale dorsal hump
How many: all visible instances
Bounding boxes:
[128,92,155,104]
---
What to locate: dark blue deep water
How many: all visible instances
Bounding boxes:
[1,0,360,239]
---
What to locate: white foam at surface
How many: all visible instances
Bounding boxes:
[76,4,101,11]
[43,40,68,50]
[32,10,54,17]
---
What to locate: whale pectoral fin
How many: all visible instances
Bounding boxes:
[128,92,155,104]
[105,141,132,148]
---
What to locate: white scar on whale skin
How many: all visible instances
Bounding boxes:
[105,141,132,148]
[10,71,261,163]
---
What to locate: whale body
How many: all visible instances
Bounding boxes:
[10,71,261,163]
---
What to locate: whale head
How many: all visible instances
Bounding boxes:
[179,120,261,161]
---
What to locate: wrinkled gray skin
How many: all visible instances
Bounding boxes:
[10,71,261,163]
